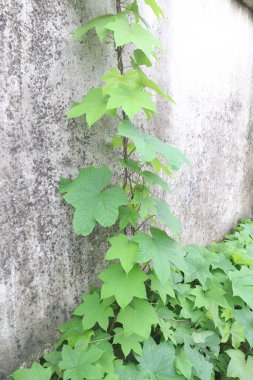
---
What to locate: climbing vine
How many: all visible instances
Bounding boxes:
[12,1,253,380]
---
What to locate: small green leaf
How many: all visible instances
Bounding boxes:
[74,13,127,41]
[118,206,139,230]
[176,350,192,379]
[62,166,128,236]
[234,307,253,347]
[226,350,253,380]
[144,0,164,18]
[106,234,139,273]
[150,273,175,304]
[142,171,171,192]
[230,321,246,349]
[118,120,188,170]
[113,328,143,357]
[99,264,147,308]
[67,88,108,126]
[133,49,152,67]
[155,199,181,236]
[106,85,155,119]
[74,292,114,331]
[229,266,253,308]
[134,227,186,284]
[106,18,161,56]
[184,344,213,380]
[12,363,51,380]
[118,298,158,338]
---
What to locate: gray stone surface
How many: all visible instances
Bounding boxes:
[0,0,253,377]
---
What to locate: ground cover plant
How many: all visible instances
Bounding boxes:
[11,1,253,379]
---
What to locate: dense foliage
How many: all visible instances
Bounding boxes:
[12,1,253,379]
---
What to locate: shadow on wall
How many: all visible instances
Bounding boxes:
[239,0,253,10]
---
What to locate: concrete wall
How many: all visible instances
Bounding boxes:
[0,0,252,377]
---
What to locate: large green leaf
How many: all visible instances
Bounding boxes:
[226,350,253,380]
[106,85,155,119]
[136,338,179,379]
[105,234,139,273]
[99,264,147,308]
[117,298,159,338]
[74,292,114,331]
[12,363,51,380]
[61,166,128,236]
[59,344,104,380]
[118,121,188,171]
[67,88,108,126]
[134,227,186,284]
[228,266,253,308]
[106,18,161,56]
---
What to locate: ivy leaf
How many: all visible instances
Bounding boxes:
[56,317,90,348]
[118,206,139,230]
[106,85,155,119]
[141,171,171,192]
[184,344,213,380]
[106,18,161,56]
[175,350,192,379]
[144,0,164,18]
[155,200,181,236]
[228,266,253,308]
[59,344,104,380]
[118,298,159,338]
[67,88,108,126]
[184,245,212,286]
[113,328,143,357]
[134,227,186,284]
[90,331,116,375]
[191,285,230,320]
[226,350,253,380]
[234,307,253,347]
[230,321,245,349]
[12,363,51,380]
[150,273,175,304]
[105,234,139,273]
[74,292,114,331]
[102,68,139,94]
[118,121,188,171]
[99,264,147,308]
[74,13,126,41]
[133,49,152,67]
[136,338,180,379]
[44,351,62,375]
[115,363,141,380]
[62,166,128,236]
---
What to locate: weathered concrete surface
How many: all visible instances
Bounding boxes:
[147,0,253,244]
[0,0,253,377]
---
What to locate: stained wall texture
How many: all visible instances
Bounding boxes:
[0,0,253,377]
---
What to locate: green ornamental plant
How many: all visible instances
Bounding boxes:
[12,1,253,379]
